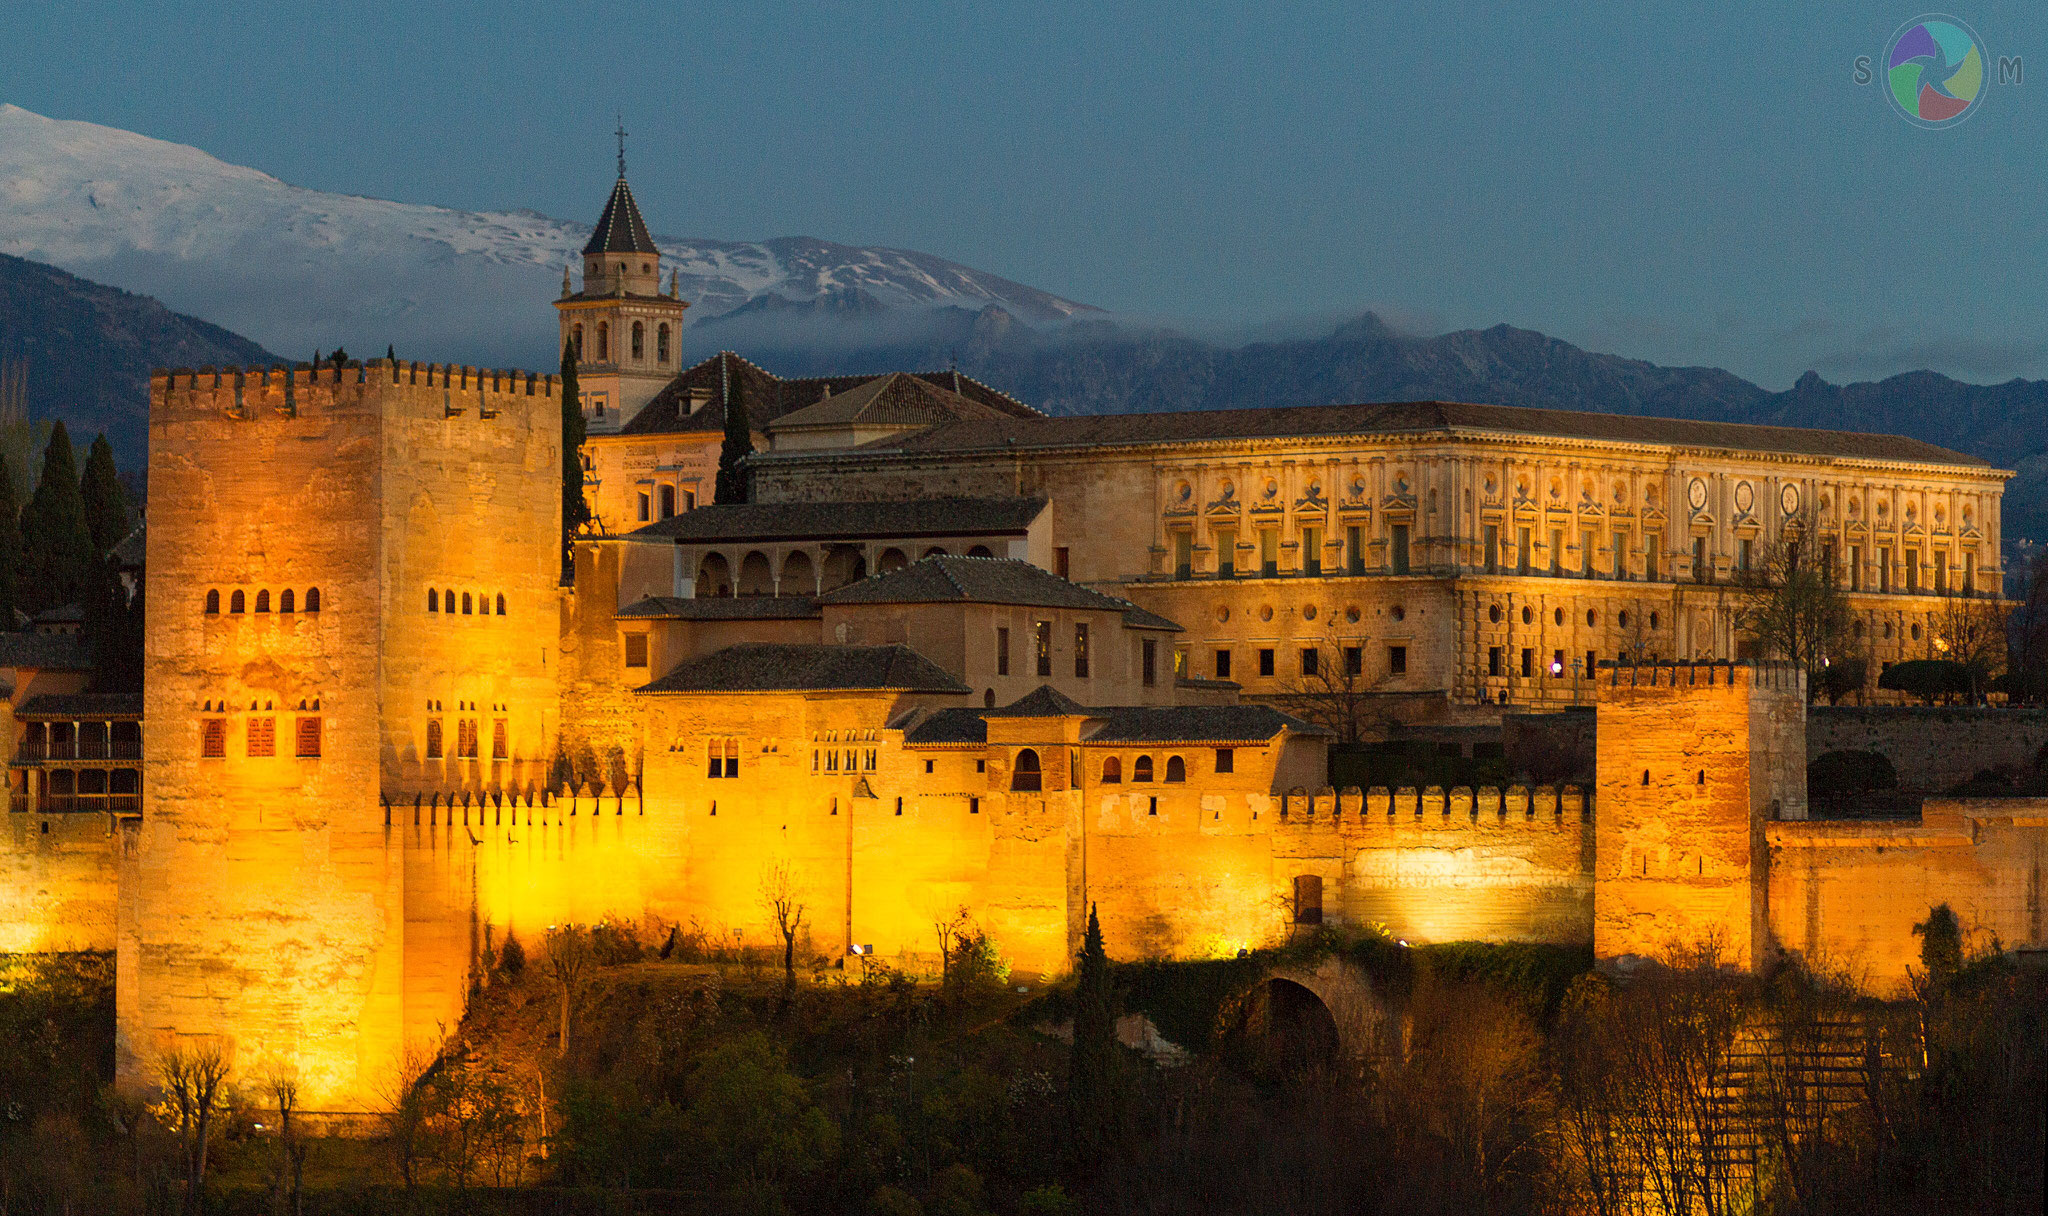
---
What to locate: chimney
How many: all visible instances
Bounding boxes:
[685,387,712,415]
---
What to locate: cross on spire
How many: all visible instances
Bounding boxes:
[615,114,627,178]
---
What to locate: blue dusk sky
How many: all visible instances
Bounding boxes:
[3,1,2043,388]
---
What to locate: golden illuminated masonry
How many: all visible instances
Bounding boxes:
[0,168,2040,1114]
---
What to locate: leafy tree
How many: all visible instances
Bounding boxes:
[1807,749,1898,801]
[1068,903,1121,1168]
[1733,542,1850,698]
[1913,903,1964,992]
[17,422,93,613]
[716,362,753,504]
[83,554,141,691]
[560,342,591,544]
[1812,656,1867,705]
[679,1033,838,1196]
[78,432,127,556]
[1879,658,1973,705]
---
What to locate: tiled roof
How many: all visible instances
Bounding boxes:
[582,176,659,256]
[1087,705,1333,743]
[0,632,90,671]
[820,556,1182,631]
[768,373,1013,433]
[637,643,969,694]
[828,399,1989,467]
[17,692,142,719]
[616,595,820,620]
[616,351,1040,438]
[627,497,1046,544]
[898,707,989,746]
[983,685,1091,718]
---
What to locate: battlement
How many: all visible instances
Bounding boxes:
[1596,659,1805,695]
[1275,783,1589,826]
[150,359,556,422]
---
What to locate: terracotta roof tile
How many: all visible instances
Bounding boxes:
[820,556,1181,631]
[627,497,1046,543]
[636,643,969,694]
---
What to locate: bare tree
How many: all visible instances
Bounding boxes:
[1268,634,1392,744]
[759,860,808,1010]
[152,1042,231,1215]
[2005,548,2048,703]
[544,925,596,1058]
[1931,593,2009,702]
[263,1071,308,1216]
[1734,543,1850,699]
[380,1045,438,1203]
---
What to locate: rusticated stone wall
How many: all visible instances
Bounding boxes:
[0,813,122,952]
[1808,706,2048,793]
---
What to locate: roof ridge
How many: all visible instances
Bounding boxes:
[933,555,970,598]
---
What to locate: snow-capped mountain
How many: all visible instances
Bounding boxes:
[0,104,1095,368]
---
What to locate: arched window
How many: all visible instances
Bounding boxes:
[279,589,294,614]
[1101,756,1122,784]
[495,594,506,616]
[461,592,472,615]
[657,323,671,364]
[204,590,219,615]
[1012,748,1042,792]
[631,321,644,360]
[229,590,245,614]
[1165,756,1186,782]
[254,590,270,613]
[304,588,320,613]
[443,588,454,614]
[426,719,443,759]
[571,323,583,357]
[966,545,995,558]
[1133,755,1154,782]
[596,322,609,361]
[428,589,438,613]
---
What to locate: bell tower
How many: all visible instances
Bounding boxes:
[554,122,688,433]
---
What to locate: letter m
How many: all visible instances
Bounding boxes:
[2000,56,2022,85]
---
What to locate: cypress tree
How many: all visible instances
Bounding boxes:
[715,359,753,504]
[80,432,129,556]
[83,552,140,691]
[18,422,93,613]
[560,341,591,540]
[1068,903,1121,1167]
[0,459,19,628]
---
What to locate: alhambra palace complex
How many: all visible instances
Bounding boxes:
[3,169,2046,1113]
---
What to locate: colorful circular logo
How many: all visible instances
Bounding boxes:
[1884,15,1987,127]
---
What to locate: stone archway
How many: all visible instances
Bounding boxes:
[1222,954,1397,1077]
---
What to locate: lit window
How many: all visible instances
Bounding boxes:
[295,717,322,758]
[1035,620,1052,678]
[1074,622,1090,678]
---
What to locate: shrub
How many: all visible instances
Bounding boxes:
[1808,749,1899,799]
[1018,1184,1077,1215]
[1878,658,1972,704]
[496,931,526,980]
[590,918,644,966]
[1814,657,1868,704]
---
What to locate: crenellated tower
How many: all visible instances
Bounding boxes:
[554,132,687,434]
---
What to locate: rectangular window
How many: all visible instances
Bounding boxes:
[1694,537,1711,583]
[1301,648,1319,677]
[1215,648,1232,679]
[1346,525,1365,575]
[1391,524,1410,574]
[1035,620,1052,677]
[997,627,1011,676]
[1549,528,1564,576]
[1345,646,1363,676]
[1739,538,1754,574]
[623,633,649,668]
[1521,647,1534,678]
[247,717,275,758]
[1303,527,1321,576]
[1293,874,1323,925]
[1647,533,1661,581]
[1906,548,1920,594]
[1879,546,1892,593]
[1582,529,1596,577]
[637,493,650,522]
[660,486,676,519]
[1553,648,1566,677]
[1612,530,1628,580]
[1215,748,1235,774]
[201,717,227,759]
[457,719,477,759]
[711,740,728,777]
[730,740,744,778]
[1934,555,1947,596]
[1174,532,1193,580]
[683,490,696,511]
[1489,646,1502,677]
[1517,527,1532,575]
[1055,546,1071,578]
[1260,529,1279,578]
[1216,529,1236,577]
[1965,550,1977,597]
[1850,544,1863,591]
[1074,622,1091,678]
[1586,649,1598,678]
[295,716,322,759]
[492,719,508,761]
[1173,647,1188,678]
[1484,523,1500,574]
[1258,648,1275,677]
[1388,645,1407,676]
[1141,639,1157,686]
[1821,540,1836,578]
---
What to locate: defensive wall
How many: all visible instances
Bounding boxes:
[1807,706,2048,793]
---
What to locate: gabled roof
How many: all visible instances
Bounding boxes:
[819,555,1181,631]
[617,595,820,621]
[637,643,969,694]
[616,351,1041,438]
[582,176,660,256]
[0,632,90,671]
[808,398,1989,468]
[768,373,1013,433]
[627,497,1046,543]
[983,685,1091,718]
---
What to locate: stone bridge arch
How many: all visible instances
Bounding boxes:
[1224,954,1399,1076]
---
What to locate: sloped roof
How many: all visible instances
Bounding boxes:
[0,632,90,671]
[820,556,1181,631]
[582,176,659,256]
[636,643,969,694]
[17,692,142,719]
[826,399,1988,467]
[617,595,820,621]
[898,707,990,745]
[628,497,1046,543]
[768,372,1013,433]
[983,685,1091,718]
[1088,705,1332,743]
[617,351,1041,438]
